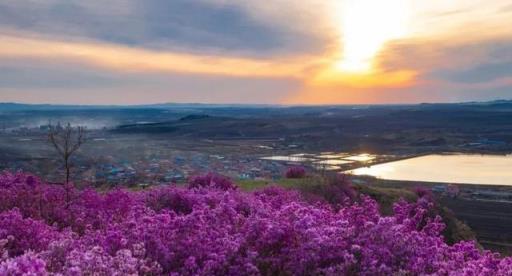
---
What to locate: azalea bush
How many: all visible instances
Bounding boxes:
[285,166,306,179]
[188,172,237,191]
[0,171,511,275]
[303,174,357,210]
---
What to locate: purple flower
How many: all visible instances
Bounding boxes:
[285,166,306,179]
[188,173,237,191]
[0,171,510,275]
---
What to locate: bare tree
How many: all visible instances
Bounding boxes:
[48,122,86,184]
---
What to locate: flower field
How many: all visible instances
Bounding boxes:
[0,172,511,275]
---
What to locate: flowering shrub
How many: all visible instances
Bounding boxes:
[414,186,434,201]
[188,172,237,190]
[0,171,511,275]
[303,174,357,210]
[285,166,306,178]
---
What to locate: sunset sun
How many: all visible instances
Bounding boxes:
[337,0,409,73]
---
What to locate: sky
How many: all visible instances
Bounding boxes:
[1,0,512,105]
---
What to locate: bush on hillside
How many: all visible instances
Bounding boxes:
[188,172,237,191]
[285,166,306,179]
[0,171,511,275]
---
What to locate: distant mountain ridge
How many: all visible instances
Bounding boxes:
[1,99,512,111]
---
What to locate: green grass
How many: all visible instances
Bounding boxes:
[237,176,420,215]
[354,185,417,215]
[236,177,317,191]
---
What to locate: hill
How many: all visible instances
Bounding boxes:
[0,171,509,274]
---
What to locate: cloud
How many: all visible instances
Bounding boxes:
[286,34,512,105]
[0,61,300,104]
[287,78,512,105]
[2,0,512,105]
[498,3,512,13]
[439,61,512,83]
[377,36,512,82]
[0,0,332,57]
[0,34,316,78]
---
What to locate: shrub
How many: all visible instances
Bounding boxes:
[300,173,357,210]
[188,172,237,190]
[0,252,47,275]
[285,166,306,179]
[0,171,510,275]
[414,186,434,201]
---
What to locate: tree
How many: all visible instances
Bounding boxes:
[48,123,86,184]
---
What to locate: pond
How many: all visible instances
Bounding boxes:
[347,154,512,185]
[261,153,378,170]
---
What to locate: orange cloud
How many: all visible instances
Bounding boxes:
[308,67,418,89]
[0,34,422,105]
[0,35,311,79]
[286,82,430,105]
[285,56,418,104]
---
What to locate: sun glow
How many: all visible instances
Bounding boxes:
[337,0,409,73]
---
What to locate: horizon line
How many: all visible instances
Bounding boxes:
[1,99,512,109]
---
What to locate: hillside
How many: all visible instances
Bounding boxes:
[0,171,510,274]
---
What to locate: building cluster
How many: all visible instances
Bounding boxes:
[71,153,288,186]
[2,152,290,187]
